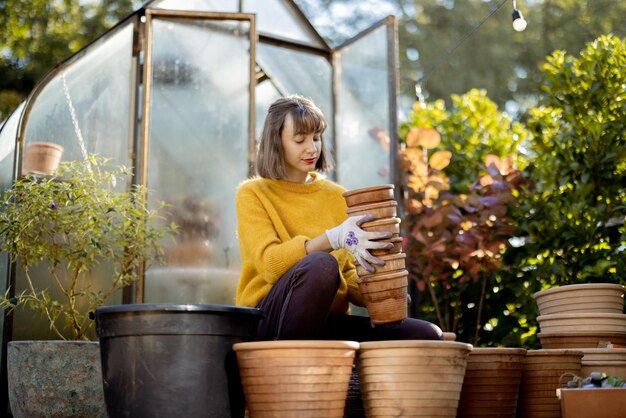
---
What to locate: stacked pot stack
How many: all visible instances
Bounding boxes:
[342,184,406,325]
[534,283,626,349]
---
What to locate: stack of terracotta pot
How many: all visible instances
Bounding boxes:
[534,283,626,349]
[342,184,406,325]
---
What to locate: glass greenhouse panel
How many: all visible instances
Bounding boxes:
[150,0,238,13]
[22,22,135,173]
[256,43,333,156]
[144,16,251,305]
[0,102,22,342]
[255,78,282,140]
[243,0,326,48]
[335,25,392,190]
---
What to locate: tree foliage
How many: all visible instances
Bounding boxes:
[0,0,140,121]
[513,34,626,288]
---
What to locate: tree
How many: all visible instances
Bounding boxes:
[514,34,626,288]
[0,0,140,121]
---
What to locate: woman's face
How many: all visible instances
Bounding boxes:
[280,113,321,183]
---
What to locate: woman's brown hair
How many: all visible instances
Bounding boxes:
[255,95,333,179]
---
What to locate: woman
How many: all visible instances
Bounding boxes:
[235,95,442,342]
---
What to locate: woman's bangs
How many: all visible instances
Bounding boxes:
[291,107,326,135]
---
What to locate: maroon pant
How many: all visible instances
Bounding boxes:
[256,252,443,341]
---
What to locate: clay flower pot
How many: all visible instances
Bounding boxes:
[457,347,527,418]
[580,348,626,379]
[360,217,401,235]
[517,349,583,418]
[357,340,472,418]
[538,331,626,349]
[234,340,358,418]
[21,142,63,176]
[534,283,625,316]
[343,184,394,207]
[346,200,398,219]
[357,270,408,325]
[370,237,403,256]
[356,253,406,277]
[537,313,626,334]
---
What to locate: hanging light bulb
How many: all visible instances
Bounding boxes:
[512,0,527,31]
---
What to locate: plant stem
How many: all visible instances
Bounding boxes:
[452,288,462,334]
[427,277,446,331]
[67,268,83,339]
[474,273,489,345]
[24,269,65,340]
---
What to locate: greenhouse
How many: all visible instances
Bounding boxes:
[0,0,399,340]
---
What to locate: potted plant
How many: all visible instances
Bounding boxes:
[0,155,172,417]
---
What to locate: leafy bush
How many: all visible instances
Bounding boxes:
[515,34,626,288]
[0,156,173,340]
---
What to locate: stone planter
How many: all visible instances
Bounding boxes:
[8,340,105,418]
[357,340,472,417]
[234,340,358,418]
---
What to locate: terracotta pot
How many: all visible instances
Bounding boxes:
[357,340,472,417]
[357,270,408,325]
[21,142,63,176]
[538,331,626,349]
[343,184,395,207]
[234,340,358,418]
[517,349,583,418]
[534,283,625,316]
[580,348,626,379]
[360,217,401,235]
[537,313,626,334]
[370,237,403,256]
[346,200,398,219]
[356,253,406,277]
[457,347,527,418]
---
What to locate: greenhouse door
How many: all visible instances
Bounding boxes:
[332,16,399,195]
[139,10,256,304]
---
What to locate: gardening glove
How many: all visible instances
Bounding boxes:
[325,214,393,273]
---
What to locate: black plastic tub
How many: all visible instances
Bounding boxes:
[95,303,263,418]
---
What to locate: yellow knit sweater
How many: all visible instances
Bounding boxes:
[235,173,363,314]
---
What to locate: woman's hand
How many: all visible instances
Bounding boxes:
[325,214,393,273]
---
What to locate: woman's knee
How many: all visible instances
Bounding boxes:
[296,252,340,292]
[401,318,444,340]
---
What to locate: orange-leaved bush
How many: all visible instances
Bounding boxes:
[401,126,525,343]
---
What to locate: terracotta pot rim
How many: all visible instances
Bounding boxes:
[26,141,64,151]
[346,200,398,213]
[233,340,359,351]
[357,269,408,282]
[342,184,394,198]
[534,283,625,299]
[359,340,472,351]
[361,217,401,227]
[538,331,626,337]
[537,313,626,320]
[525,349,584,357]
[580,348,626,354]
[468,347,527,355]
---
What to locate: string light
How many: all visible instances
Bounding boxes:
[413,0,527,101]
[512,0,527,31]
